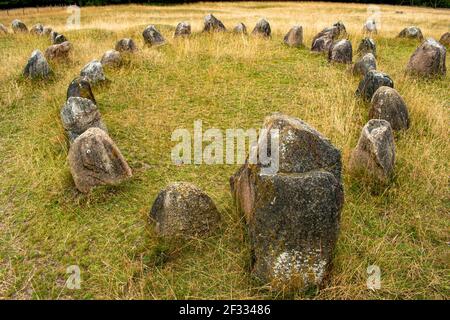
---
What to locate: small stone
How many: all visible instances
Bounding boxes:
[233,22,247,35]
[252,19,271,38]
[67,76,96,104]
[350,119,395,183]
[101,49,122,67]
[398,26,424,41]
[23,50,51,79]
[357,37,376,57]
[369,86,410,131]
[363,19,377,34]
[174,22,191,37]
[328,39,352,63]
[68,127,132,193]
[80,60,106,85]
[30,23,44,35]
[142,25,165,46]
[284,25,303,47]
[406,38,446,77]
[60,97,107,143]
[356,70,394,101]
[149,182,221,238]
[0,23,8,34]
[439,32,450,46]
[352,53,377,76]
[45,41,72,60]
[11,19,28,33]
[203,14,226,32]
[115,38,137,52]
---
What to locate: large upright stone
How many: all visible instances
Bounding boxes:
[174,22,191,38]
[284,25,303,47]
[350,119,395,183]
[352,53,377,76]
[311,21,347,53]
[142,25,165,46]
[356,70,394,101]
[68,127,132,193]
[230,113,343,291]
[45,41,72,60]
[357,37,376,57]
[60,97,107,143]
[80,60,106,85]
[101,49,122,67]
[252,19,271,38]
[11,19,28,33]
[406,38,446,76]
[150,182,221,238]
[233,22,247,35]
[30,23,44,35]
[203,14,226,32]
[369,86,409,131]
[328,39,352,63]
[67,77,96,104]
[115,38,137,52]
[23,50,51,79]
[398,26,424,41]
[439,32,450,47]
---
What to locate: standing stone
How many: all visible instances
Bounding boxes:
[150,182,221,238]
[54,34,67,44]
[349,119,395,183]
[43,26,52,35]
[439,32,450,46]
[369,86,409,131]
[11,19,28,33]
[352,53,377,76]
[357,37,376,57]
[30,23,44,35]
[68,127,132,193]
[0,23,8,34]
[50,31,59,43]
[80,60,106,85]
[284,25,303,47]
[233,22,247,35]
[174,22,191,38]
[328,39,352,63]
[311,21,347,53]
[67,77,96,104]
[252,19,271,38]
[363,19,377,35]
[406,38,446,77]
[203,14,226,32]
[356,70,394,101]
[101,49,122,67]
[60,97,107,143]
[398,26,424,41]
[23,50,51,79]
[230,113,343,291]
[143,25,165,46]
[115,38,137,52]
[45,41,72,60]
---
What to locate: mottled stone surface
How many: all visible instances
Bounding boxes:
[328,39,352,63]
[406,38,446,76]
[80,60,106,85]
[398,26,424,41]
[230,113,343,291]
[0,23,8,34]
[284,25,303,47]
[357,37,376,57]
[30,23,44,35]
[67,76,96,104]
[363,19,377,34]
[439,32,450,46]
[101,49,122,67]
[350,119,395,182]
[352,53,377,76]
[150,182,221,238]
[203,14,226,32]
[51,32,67,44]
[233,22,247,35]
[68,127,132,193]
[311,21,347,53]
[45,41,72,60]
[11,19,27,33]
[142,25,165,46]
[60,97,107,143]
[356,70,394,101]
[23,50,51,79]
[174,22,191,37]
[252,19,271,38]
[369,86,409,131]
[115,38,137,52]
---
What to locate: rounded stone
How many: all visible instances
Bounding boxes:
[369,86,410,131]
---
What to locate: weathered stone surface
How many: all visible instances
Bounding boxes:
[406,38,446,76]
[51,31,67,44]
[439,32,450,46]
[45,41,72,60]
[357,37,376,57]
[328,39,352,63]
[174,22,191,37]
[23,50,51,79]
[352,53,377,76]
[311,21,347,53]
[150,182,221,238]
[350,119,395,182]
[0,23,8,34]
[30,23,44,35]
[80,60,106,85]
[369,86,409,131]
[115,38,137,52]
[363,19,377,34]
[203,14,226,32]
[230,113,343,291]
[252,19,271,38]
[67,76,96,104]
[356,70,394,101]
[60,97,107,143]
[142,25,165,46]
[68,127,132,193]
[11,19,27,33]
[50,31,59,43]
[233,22,247,35]
[43,26,52,35]
[398,26,424,40]
[284,25,303,47]
[101,49,122,67]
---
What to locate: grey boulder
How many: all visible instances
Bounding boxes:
[203,14,226,32]
[115,38,137,52]
[356,70,394,101]
[0,23,8,34]
[369,86,409,131]
[23,50,51,79]
[67,76,96,104]
[101,49,122,67]
[11,19,28,33]
[80,60,106,85]
[406,38,446,76]
[363,19,377,34]
[142,25,165,46]
[352,53,377,76]
[252,19,271,38]
[357,37,376,57]
[284,25,303,47]
[45,41,72,60]
[174,22,191,38]
[233,22,247,35]
[398,26,424,41]
[311,21,347,53]
[328,39,352,63]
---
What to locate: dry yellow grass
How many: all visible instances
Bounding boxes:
[0,2,449,299]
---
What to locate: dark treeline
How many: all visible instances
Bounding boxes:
[1,0,449,10]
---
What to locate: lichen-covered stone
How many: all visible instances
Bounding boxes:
[30,23,44,35]
[174,22,191,37]
[142,25,165,46]
[252,19,271,38]
[45,41,72,60]
[349,119,395,183]
[101,49,122,67]
[23,50,51,79]
[150,182,221,238]
[67,76,96,104]
[0,23,8,34]
[352,53,377,76]
[406,38,446,77]
[60,97,107,143]
[398,26,424,41]
[203,14,226,32]
[80,60,106,85]
[439,32,450,47]
[68,127,132,193]
[230,113,343,291]
[357,37,376,57]
[311,21,347,53]
[115,38,137,52]
[328,39,352,63]
[11,19,27,33]
[233,22,247,35]
[363,19,377,34]
[356,70,394,101]
[284,25,303,47]
[369,86,409,131]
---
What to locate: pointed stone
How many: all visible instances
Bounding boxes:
[45,41,72,61]
[23,50,51,79]
[0,23,8,34]
[363,19,377,35]
[11,19,28,33]
[311,21,347,53]
[252,19,271,38]
[142,25,165,46]
[203,14,226,32]
[284,25,303,47]
[357,37,376,57]
[233,22,247,35]
[80,60,106,85]
[174,22,191,38]
[356,70,394,101]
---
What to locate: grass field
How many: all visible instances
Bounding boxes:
[0,2,449,299]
